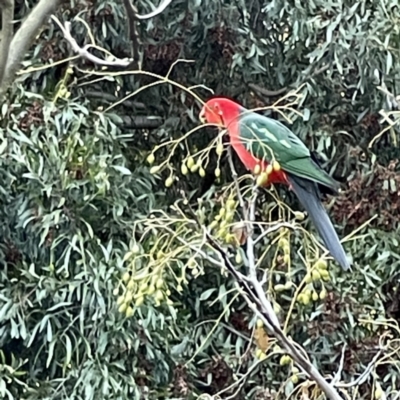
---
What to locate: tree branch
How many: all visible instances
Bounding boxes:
[51,16,132,68]
[122,0,140,69]
[0,0,15,87]
[249,64,330,103]
[215,148,343,400]
[118,115,163,129]
[0,0,64,97]
[335,346,385,388]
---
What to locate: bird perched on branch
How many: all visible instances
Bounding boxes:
[199,97,351,271]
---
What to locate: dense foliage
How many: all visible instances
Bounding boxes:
[0,0,400,399]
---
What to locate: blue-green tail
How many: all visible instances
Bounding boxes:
[287,174,351,271]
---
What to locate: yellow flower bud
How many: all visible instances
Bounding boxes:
[125,291,133,303]
[156,278,164,289]
[279,355,291,366]
[319,288,327,300]
[147,285,156,296]
[284,281,292,290]
[190,164,199,173]
[165,176,174,187]
[216,143,224,155]
[235,252,242,264]
[254,164,261,175]
[188,258,196,268]
[199,167,206,177]
[256,172,269,187]
[266,164,273,175]
[227,199,236,210]
[294,211,305,221]
[320,269,330,281]
[312,291,319,301]
[135,296,144,307]
[117,295,125,306]
[374,387,383,399]
[256,319,263,328]
[291,374,299,384]
[209,220,218,229]
[187,157,195,168]
[122,272,131,283]
[147,153,155,164]
[125,306,134,317]
[278,237,288,248]
[155,290,164,302]
[181,164,189,175]
[131,243,140,254]
[302,294,310,305]
[255,348,264,359]
[214,167,221,177]
[312,270,321,281]
[274,284,286,292]
[118,303,127,313]
[150,165,161,174]
[316,258,328,270]
[258,351,267,360]
[272,160,281,171]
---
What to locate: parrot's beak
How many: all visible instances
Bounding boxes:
[199,108,207,124]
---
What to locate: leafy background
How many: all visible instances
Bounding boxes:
[0,0,400,399]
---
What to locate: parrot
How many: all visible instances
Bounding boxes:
[199,97,351,271]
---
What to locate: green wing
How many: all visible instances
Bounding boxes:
[238,112,339,191]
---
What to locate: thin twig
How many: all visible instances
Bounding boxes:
[227,147,247,220]
[332,343,347,385]
[254,221,295,245]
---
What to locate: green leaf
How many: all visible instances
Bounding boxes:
[200,288,216,301]
[112,165,131,175]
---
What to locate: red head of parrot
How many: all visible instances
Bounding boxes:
[199,98,287,183]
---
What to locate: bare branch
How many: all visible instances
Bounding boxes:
[246,189,281,327]
[221,145,343,400]
[136,0,173,20]
[0,0,15,86]
[206,219,342,400]
[335,347,385,388]
[0,0,64,97]
[51,16,132,68]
